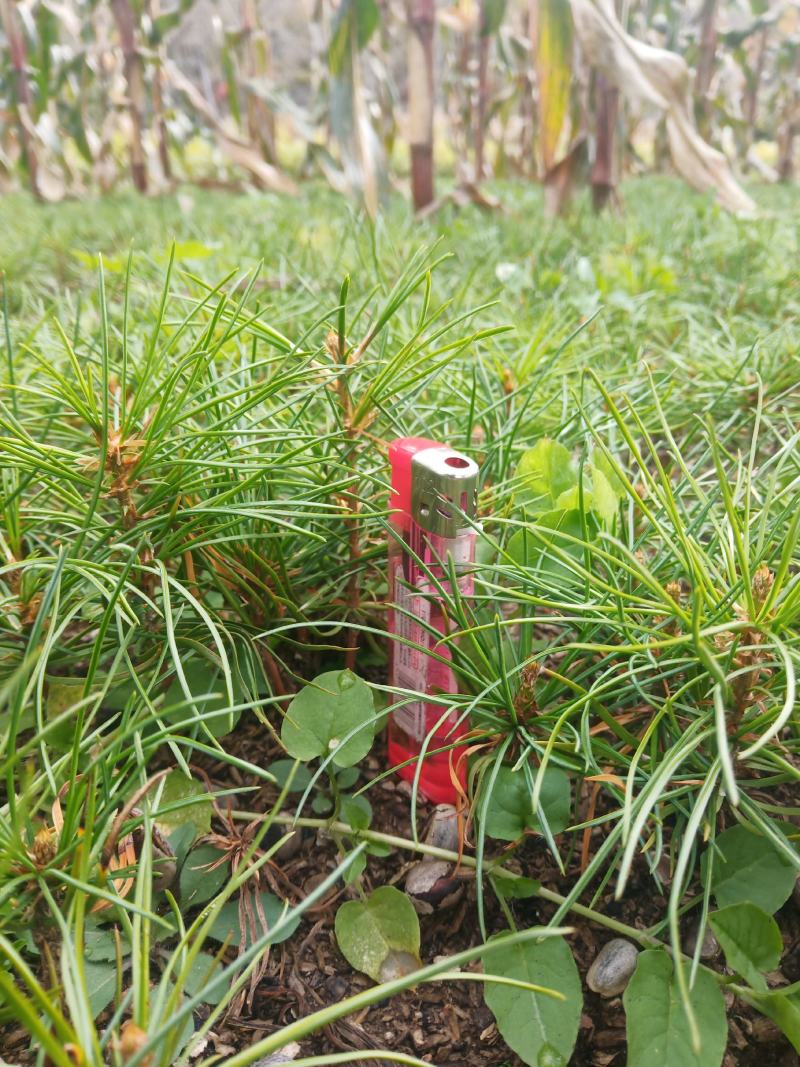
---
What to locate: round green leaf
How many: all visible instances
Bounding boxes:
[167,824,199,868]
[590,463,620,524]
[268,759,313,794]
[481,765,571,842]
[83,921,125,963]
[701,824,796,914]
[709,902,783,991]
[336,766,361,790]
[163,660,243,739]
[183,952,227,1005]
[507,510,592,582]
[334,885,421,983]
[489,872,541,900]
[84,959,118,1018]
[515,439,576,513]
[623,949,726,1067]
[483,933,582,1067]
[312,792,334,815]
[342,848,367,886]
[340,794,372,831]
[156,770,212,839]
[281,669,376,768]
[46,677,92,751]
[179,845,230,907]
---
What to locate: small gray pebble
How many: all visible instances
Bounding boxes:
[586,938,639,997]
[252,1043,300,1065]
[274,825,304,862]
[378,950,421,982]
[405,859,461,908]
[152,856,178,893]
[423,804,459,854]
[685,924,720,960]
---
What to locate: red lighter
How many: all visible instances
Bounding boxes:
[387,437,480,804]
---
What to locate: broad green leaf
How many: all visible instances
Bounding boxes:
[623,949,726,1067]
[83,922,125,963]
[554,485,592,511]
[483,933,581,1067]
[155,771,212,839]
[489,872,541,900]
[740,987,800,1052]
[592,448,625,500]
[168,824,199,868]
[340,794,372,831]
[507,509,590,582]
[71,250,126,273]
[267,759,313,794]
[312,792,334,815]
[336,766,360,790]
[481,765,571,842]
[46,677,92,750]
[208,892,300,947]
[281,669,376,768]
[535,0,574,171]
[183,952,226,1005]
[482,769,528,842]
[709,903,782,991]
[590,463,620,525]
[179,845,230,908]
[335,885,421,983]
[84,959,117,1018]
[365,839,393,857]
[701,824,796,914]
[516,439,576,512]
[103,678,136,711]
[342,848,367,885]
[163,659,243,739]
[157,241,215,262]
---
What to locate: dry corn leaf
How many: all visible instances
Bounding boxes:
[569,0,756,214]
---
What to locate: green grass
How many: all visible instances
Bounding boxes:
[0,176,799,1065]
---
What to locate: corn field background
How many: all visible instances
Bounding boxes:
[1,0,799,213]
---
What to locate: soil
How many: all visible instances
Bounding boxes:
[2,714,799,1066]
[182,720,800,1067]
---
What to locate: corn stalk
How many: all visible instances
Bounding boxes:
[0,0,40,196]
[241,0,277,164]
[777,38,800,180]
[476,0,490,180]
[694,0,717,134]
[744,22,770,153]
[532,0,579,212]
[408,0,436,208]
[328,0,382,216]
[590,70,618,210]
[110,0,148,192]
[146,0,171,181]
[474,0,508,181]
